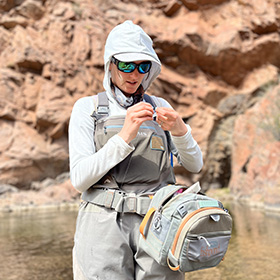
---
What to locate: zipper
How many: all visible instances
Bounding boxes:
[159,189,194,212]
[171,207,223,255]
[104,125,123,134]
[139,126,157,130]
[187,231,232,239]
[104,125,157,134]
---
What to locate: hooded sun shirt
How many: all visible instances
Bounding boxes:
[103,20,162,106]
[68,21,203,193]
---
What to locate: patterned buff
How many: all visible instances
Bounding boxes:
[111,81,144,109]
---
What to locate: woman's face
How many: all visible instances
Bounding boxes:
[110,60,146,96]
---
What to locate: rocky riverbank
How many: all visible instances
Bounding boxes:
[1,174,279,215]
[0,173,80,214]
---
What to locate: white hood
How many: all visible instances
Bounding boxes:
[103,20,161,94]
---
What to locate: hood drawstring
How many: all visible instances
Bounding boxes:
[110,81,144,109]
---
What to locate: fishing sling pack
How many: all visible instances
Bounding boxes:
[139,182,232,272]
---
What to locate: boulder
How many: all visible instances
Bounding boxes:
[229,85,280,207]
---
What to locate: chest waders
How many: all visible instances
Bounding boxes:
[81,92,176,216]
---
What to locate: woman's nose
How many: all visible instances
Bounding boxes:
[130,69,141,79]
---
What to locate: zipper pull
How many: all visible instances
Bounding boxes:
[198,236,211,247]
[153,211,162,233]
[152,106,157,121]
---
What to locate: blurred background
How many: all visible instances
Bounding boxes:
[0,0,280,279]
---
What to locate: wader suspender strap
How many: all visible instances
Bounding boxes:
[91,91,109,120]
[92,92,161,118]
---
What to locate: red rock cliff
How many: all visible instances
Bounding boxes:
[0,0,279,208]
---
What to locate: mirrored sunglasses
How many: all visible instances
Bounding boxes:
[112,57,152,74]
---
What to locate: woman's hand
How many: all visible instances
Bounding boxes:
[156,107,188,136]
[118,102,154,143]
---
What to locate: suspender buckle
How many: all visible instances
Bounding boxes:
[97,105,109,115]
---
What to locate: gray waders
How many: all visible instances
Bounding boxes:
[73,92,184,280]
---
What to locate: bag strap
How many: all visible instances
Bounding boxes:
[85,188,152,215]
[143,93,156,112]
[167,257,180,272]
[139,207,156,239]
[143,94,174,163]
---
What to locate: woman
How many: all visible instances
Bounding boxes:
[69,20,203,280]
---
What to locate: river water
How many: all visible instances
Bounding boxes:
[0,202,280,280]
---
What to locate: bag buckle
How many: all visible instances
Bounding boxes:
[104,189,115,208]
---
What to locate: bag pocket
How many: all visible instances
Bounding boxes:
[187,234,231,262]
[179,234,231,272]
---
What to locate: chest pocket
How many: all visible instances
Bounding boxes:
[94,116,171,186]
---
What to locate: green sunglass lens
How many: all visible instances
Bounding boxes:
[118,62,135,72]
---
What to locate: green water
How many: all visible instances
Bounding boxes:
[0,209,76,280]
[0,203,280,280]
